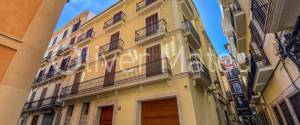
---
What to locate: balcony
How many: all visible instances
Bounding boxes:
[33,70,66,87]
[182,20,201,47]
[250,44,273,93]
[136,0,164,14]
[77,31,94,46]
[60,58,172,100]
[22,97,62,113]
[189,55,211,88]
[98,39,124,58]
[234,96,251,115]
[135,19,167,45]
[103,12,126,32]
[230,0,247,53]
[40,55,51,65]
[251,0,300,33]
[68,56,87,69]
[56,45,74,56]
[179,0,194,20]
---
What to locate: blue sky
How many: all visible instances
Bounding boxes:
[55,0,227,55]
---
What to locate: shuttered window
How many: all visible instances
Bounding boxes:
[79,102,90,125]
[65,105,74,125]
[146,44,162,77]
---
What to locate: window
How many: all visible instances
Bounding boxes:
[232,82,242,93]
[79,102,90,125]
[81,47,88,63]
[280,101,295,125]
[70,37,76,45]
[52,37,58,46]
[72,21,81,32]
[60,57,70,71]
[62,30,68,39]
[289,92,300,121]
[273,106,284,125]
[64,105,74,125]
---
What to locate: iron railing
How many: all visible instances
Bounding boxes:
[98,39,124,56]
[136,0,157,12]
[189,55,211,81]
[250,43,270,67]
[251,0,270,31]
[77,31,94,43]
[135,19,167,41]
[68,56,87,69]
[182,20,201,44]
[23,97,61,112]
[57,45,74,56]
[34,70,66,84]
[60,58,171,98]
[103,12,126,29]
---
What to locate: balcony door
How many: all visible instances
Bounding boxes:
[81,47,88,63]
[109,32,120,51]
[51,83,61,104]
[31,115,39,125]
[113,11,122,23]
[71,72,82,95]
[145,0,156,5]
[41,113,54,125]
[145,13,158,36]
[104,60,117,87]
[99,106,114,125]
[60,57,70,71]
[28,92,36,108]
[48,65,55,77]
[86,28,93,37]
[146,44,162,77]
[38,88,48,106]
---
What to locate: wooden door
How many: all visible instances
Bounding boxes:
[103,60,117,87]
[38,88,48,106]
[109,32,120,51]
[51,83,61,104]
[145,13,158,36]
[146,44,162,77]
[71,72,82,95]
[31,115,39,125]
[99,106,114,125]
[141,98,179,125]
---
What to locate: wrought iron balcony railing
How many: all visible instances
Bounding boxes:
[182,20,201,44]
[135,19,167,41]
[98,39,124,56]
[60,58,172,98]
[136,0,157,12]
[250,44,270,67]
[22,97,61,112]
[77,30,94,44]
[34,70,66,84]
[68,56,87,69]
[57,45,74,56]
[103,12,126,29]
[251,0,270,31]
[189,55,211,81]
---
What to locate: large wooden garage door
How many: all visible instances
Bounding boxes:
[141,98,180,125]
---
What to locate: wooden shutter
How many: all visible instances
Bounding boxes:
[280,101,295,125]
[99,106,114,125]
[31,115,39,125]
[104,60,117,87]
[61,57,70,71]
[145,13,158,36]
[87,28,93,37]
[71,72,82,95]
[109,32,120,51]
[70,37,76,45]
[146,44,162,77]
[141,98,179,125]
[48,65,55,77]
